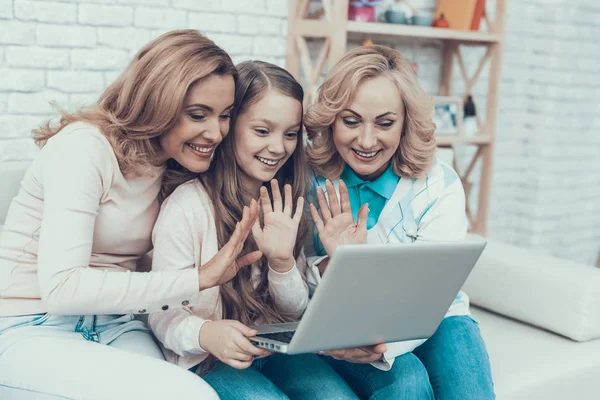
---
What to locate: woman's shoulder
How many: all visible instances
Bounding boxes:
[49,122,111,148]
[161,179,212,212]
[424,157,461,188]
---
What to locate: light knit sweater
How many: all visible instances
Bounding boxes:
[0,122,200,317]
[148,179,309,370]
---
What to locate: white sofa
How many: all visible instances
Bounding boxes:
[1,161,599,399]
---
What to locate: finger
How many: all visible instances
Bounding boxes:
[309,203,325,233]
[357,203,369,232]
[259,186,273,215]
[339,180,352,214]
[373,343,388,354]
[325,180,341,217]
[316,187,331,222]
[292,197,304,223]
[251,213,262,239]
[235,250,262,268]
[225,359,253,370]
[270,179,282,213]
[230,351,254,362]
[223,320,257,336]
[283,184,293,216]
[239,200,259,239]
[235,337,269,357]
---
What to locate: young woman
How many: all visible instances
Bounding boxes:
[149,61,358,400]
[304,45,495,400]
[0,30,258,399]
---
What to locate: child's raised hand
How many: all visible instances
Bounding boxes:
[252,180,303,273]
[309,179,368,257]
[197,200,263,290]
[199,320,270,370]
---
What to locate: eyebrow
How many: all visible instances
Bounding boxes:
[341,109,397,119]
[184,103,234,112]
[250,118,301,130]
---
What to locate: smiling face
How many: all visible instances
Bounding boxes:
[233,90,302,194]
[159,73,235,173]
[332,74,404,180]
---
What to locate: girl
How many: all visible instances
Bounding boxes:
[0,30,257,399]
[305,45,495,399]
[149,61,358,400]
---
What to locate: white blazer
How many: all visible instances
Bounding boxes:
[305,158,470,371]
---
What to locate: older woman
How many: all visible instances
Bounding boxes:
[304,45,495,400]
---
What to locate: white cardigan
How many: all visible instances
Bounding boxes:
[305,158,470,371]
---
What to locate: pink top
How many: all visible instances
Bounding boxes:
[0,122,199,317]
[148,180,309,370]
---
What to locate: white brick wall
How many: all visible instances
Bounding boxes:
[0,0,598,265]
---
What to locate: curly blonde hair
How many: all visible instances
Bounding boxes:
[32,30,236,180]
[304,45,436,179]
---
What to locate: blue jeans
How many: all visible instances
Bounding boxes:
[413,315,495,400]
[202,353,359,400]
[322,316,494,400]
[323,352,434,400]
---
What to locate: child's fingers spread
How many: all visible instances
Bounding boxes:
[293,197,304,222]
[283,184,293,216]
[270,179,282,212]
[260,186,273,214]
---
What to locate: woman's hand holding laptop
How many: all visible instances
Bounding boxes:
[309,179,369,275]
[321,344,388,363]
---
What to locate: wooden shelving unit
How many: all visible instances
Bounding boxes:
[286,0,506,235]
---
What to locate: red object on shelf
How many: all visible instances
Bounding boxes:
[348,1,378,22]
[432,13,450,28]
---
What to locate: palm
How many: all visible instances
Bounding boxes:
[319,212,366,256]
[310,179,368,257]
[255,212,298,260]
[252,180,304,263]
[197,200,263,290]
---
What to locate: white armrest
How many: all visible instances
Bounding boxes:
[463,238,600,342]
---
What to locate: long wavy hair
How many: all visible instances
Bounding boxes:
[32,30,237,184]
[304,45,436,179]
[198,61,307,374]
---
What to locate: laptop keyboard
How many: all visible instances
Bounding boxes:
[255,331,296,343]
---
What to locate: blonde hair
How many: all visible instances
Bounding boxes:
[305,45,436,179]
[32,30,237,180]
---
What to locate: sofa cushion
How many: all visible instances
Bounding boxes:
[473,307,600,400]
[463,239,600,342]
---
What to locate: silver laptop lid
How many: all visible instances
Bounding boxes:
[288,240,486,354]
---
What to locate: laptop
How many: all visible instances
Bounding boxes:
[250,240,486,354]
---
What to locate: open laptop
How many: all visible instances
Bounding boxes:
[250,240,486,354]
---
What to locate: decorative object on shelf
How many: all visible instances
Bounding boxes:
[362,38,374,46]
[434,0,486,31]
[412,12,434,27]
[384,0,414,24]
[348,0,382,23]
[432,96,463,135]
[463,95,478,136]
[432,12,450,28]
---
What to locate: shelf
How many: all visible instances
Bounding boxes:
[435,135,492,146]
[347,21,502,45]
